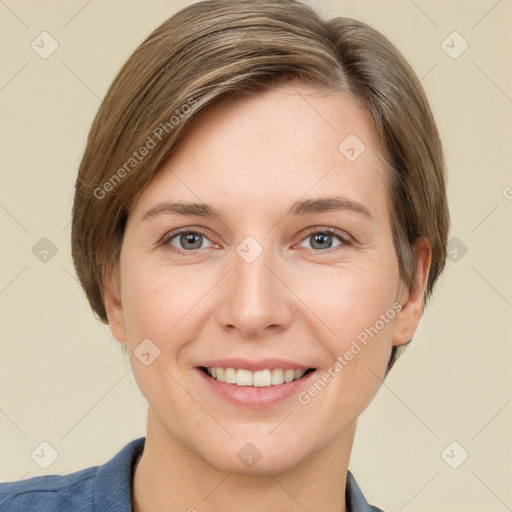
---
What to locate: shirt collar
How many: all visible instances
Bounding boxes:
[346,469,383,511]
[94,436,145,512]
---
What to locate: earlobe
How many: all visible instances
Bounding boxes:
[392,237,432,346]
[102,265,127,345]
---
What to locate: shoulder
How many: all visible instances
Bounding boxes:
[0,437,145,512]
[0,466,97,511]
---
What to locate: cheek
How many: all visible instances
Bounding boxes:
[297,253,399,396]
[303,255,399,342]
[294,272,397,427]
[120,260,217,344]
[119,264,204,409]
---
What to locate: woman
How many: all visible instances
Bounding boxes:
[0,1,449,511]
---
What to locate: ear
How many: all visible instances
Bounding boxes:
[102,264,127,345]
[392,237,432,346]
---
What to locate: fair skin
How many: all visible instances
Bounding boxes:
[104,82,431,512]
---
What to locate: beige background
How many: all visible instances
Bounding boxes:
[1,1,511,510]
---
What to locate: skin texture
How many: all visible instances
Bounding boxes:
[103,82,431,512]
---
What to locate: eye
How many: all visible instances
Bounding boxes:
[162,228,215,252]
[297,227,352,251]
[160,226,352,254]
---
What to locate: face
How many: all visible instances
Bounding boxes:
[105,82,430,475]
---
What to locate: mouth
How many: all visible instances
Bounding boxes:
[198,366,316,387]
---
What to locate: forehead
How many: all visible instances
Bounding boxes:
[133,83,388,220]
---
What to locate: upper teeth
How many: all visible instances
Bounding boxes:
[206,367,308,387]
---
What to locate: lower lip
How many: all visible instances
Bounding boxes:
[196,368,317,409]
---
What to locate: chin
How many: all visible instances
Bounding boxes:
[192,433,315,476]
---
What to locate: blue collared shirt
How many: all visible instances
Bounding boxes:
[0,437,385,511]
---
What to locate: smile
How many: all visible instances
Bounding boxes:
[200,367,315,387]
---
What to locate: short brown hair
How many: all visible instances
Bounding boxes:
[71,0,449,373]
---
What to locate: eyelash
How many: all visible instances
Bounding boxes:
[160,226,352,255]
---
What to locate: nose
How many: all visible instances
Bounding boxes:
[215,244,294,340]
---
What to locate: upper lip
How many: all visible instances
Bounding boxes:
[198,358,315,372]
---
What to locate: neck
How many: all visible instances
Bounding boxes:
[133,408,355,512]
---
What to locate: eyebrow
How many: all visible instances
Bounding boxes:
[140,195,373,222]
